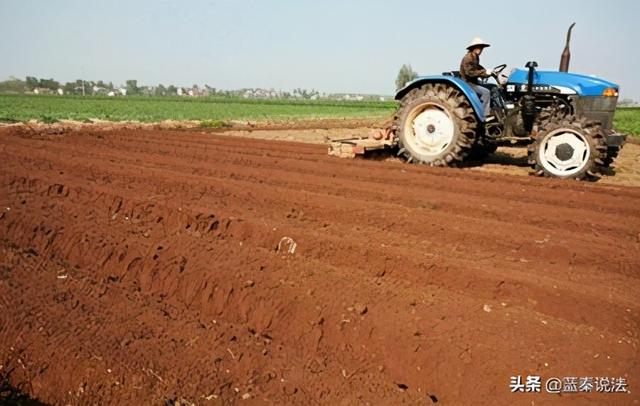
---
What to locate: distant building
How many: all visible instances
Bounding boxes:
[33,88,53,95]
[93,86,110,95]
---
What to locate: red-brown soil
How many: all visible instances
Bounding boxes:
[1,126,639,405]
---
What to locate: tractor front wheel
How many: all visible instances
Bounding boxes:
[528,115,607,180]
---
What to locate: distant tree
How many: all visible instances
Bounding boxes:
[38,78,60,90]
[395,64,418,91]
[126,80,139,95]
[74,79,86,95]
[62,82,75,94]
[167,85,177,95]
[155,84,166,96]
[25,76,39,90]
[86,81,96,94]
[138,86,154,96]
[0,76,27,93]
[204,85,216,95]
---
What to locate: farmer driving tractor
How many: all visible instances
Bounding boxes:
[460,37,493,118]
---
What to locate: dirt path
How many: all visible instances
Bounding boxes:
[1,127,639,405]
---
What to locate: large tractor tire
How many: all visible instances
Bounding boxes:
[394,83,477,166]
[528,115,607,180]
[602,144,620,168]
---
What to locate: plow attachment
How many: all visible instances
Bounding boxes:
[328,128,396,158]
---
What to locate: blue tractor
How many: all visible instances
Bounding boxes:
[338,25,626,180]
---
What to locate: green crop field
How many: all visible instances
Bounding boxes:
[0,94,396,123]
[613,108,640,137]
[0,94,639,137]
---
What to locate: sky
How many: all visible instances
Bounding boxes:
[1,0,639,99]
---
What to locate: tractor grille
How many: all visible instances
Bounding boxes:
[574,96,617,130]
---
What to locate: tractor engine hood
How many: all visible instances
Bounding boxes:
[507,69,619,96]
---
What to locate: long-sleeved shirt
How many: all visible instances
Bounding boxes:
[460,52,488,84]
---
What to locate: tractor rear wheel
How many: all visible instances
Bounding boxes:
[394,83,477,166]
[528,115,607,180]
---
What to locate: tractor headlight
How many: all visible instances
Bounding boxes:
[602,88,618,97]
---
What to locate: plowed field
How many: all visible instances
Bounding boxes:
[1,126,639,405]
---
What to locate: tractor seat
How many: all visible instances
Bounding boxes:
[442,71,461,78]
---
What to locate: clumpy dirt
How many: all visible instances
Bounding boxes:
[0,126,638,405]
[0,117,386,137]
[0,381,48,405]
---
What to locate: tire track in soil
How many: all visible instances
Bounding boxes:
[1,128,639,405]
[4,137,639,246]
[4,137,639,282]
[2,146,636,330]
[7,130,640,216]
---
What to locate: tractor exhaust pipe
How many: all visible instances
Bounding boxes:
[559,23,575,72]
[522,61,538,133]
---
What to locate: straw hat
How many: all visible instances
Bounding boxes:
[467,37,491,50]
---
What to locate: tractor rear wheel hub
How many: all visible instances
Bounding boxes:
[408,106,455,156]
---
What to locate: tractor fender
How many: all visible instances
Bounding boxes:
[395,76,486,122]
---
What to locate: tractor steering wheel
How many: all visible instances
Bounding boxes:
[492,64,507,77]
[491,64,508,84]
